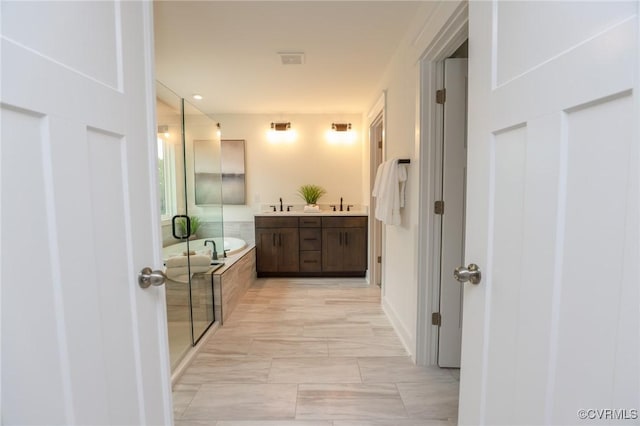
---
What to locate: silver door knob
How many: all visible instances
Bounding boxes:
[454,263,481,284]
[138,267,167,289]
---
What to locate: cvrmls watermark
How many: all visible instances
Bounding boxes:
[577,409,638,420]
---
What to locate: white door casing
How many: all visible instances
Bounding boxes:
[371,113,384,288]
[460,2,639,425]
[438,58,467,368]
[1,2,173,424]
[368,91,386,290]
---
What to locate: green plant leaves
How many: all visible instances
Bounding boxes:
[297,184,327,205]
[177,216,201,237]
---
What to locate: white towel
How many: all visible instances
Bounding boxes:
[165,249,212,267]
[165,265,212,281]
[372,158,408,225]
[372,162,387,198]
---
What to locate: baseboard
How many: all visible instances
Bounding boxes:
[382,297,416,361]
[170,321,220,386]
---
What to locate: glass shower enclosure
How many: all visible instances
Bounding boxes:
[156,82,224,370]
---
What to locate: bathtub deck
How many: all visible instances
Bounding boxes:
[213,245,256,324]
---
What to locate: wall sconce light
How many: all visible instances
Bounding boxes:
[327,122,356,144]
[332,123,351,132]
[267,121,296,143]
[272,122,291,131]
[216,122,222,138]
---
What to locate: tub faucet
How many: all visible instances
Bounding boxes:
[279,197,283,211]
[204,240,218,261]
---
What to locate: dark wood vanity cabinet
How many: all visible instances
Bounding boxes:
[321,217,367,273]
[255,217,299,275]
[299,216,322,272]
[255,215,367,277]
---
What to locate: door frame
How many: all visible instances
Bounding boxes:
[367,91,386,289]
[415,2,468,366]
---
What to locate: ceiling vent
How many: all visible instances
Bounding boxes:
[278,52,305,65]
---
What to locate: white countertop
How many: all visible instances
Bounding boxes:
[255,210,367,217]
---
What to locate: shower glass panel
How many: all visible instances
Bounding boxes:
[156,82,191,370]
[156,82,222,371]
[183,99,223,344]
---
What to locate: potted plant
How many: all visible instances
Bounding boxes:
[177,216,201,239]
[297,184,326,212]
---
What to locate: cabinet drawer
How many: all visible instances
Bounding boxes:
[300,251,321,272]
[322,216,367,228]
[299,228,321,250]
[299,217,322,227]
[255,216,299,228]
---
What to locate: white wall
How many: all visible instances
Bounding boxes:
[214,113,365,222]
[365,1,464,359]
[183,110,222,220]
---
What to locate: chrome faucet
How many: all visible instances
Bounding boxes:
[204,240,218,261]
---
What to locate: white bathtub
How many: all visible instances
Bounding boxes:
[163,237,247,260]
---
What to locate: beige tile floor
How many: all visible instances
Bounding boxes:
[173,278,459,426]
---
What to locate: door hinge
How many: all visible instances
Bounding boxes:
[434,200,445,215]
[436,89,446,104]
[432,312,441,326]
[377,256,382,263]
[378,140,383,149]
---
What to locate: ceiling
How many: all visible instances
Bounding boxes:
[153,1,429,115]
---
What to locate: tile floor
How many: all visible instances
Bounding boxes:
[173,278,459,425]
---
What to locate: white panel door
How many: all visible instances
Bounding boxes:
[1,1,173,424]
[459,2,638,425]
[438,58,467,368]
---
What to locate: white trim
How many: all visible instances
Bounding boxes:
[416,59,445,367]
[382,298,415,361]
[141,1,174,422]
[367,91,386,291]
[415,2,469,367]
[368,91,386,121]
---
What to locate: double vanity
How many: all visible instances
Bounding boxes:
[254,211,368,277]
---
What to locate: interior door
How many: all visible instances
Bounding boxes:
[459,2,639,425]
[1,2,172,424]
[438,57,468,368]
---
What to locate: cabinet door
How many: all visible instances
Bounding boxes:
[343,227,367,271]
[322,228,344,271]
[256,228,278,272]
[277,227,299,272]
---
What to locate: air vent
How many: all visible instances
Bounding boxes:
[278,52,305,65]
